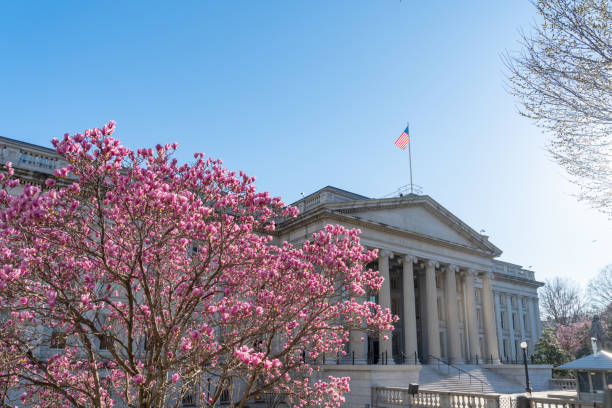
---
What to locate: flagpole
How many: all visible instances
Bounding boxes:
[407,122,414,194]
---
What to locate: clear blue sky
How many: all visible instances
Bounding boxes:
[0,1,609,286]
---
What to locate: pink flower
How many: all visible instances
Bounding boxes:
[172,373,180,383]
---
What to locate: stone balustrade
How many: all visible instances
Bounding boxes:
[372,387,501,408]
[549,378,576,391]
[530,397,602,408]
[0,140,65,176]
[373,388,603,408]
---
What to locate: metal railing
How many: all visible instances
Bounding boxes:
[428,355,488,393]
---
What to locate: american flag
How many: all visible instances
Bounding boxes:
[394,125,410,150]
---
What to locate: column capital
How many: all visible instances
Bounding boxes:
[480,270,494,280]
[445,264,459,273]
[379,249,394,259]
[461,268,478,278]
[401,254,418,264]
[426,259,439,268]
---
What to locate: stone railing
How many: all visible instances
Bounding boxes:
[372,388,603,408]
[529,397,602,408]
[0,146,63,175]
[549,378,576,391]
[372,388,501,408]
[492,262,535,281]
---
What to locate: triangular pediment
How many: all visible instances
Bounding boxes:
[348,205,475,247]
[284,187,501,256]
[324,195,501,256]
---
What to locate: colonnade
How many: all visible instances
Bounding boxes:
[349,250,501,365]
[495,292,541,360]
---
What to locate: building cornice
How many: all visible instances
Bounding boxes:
[492,272,544,288]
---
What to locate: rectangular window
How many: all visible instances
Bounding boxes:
[512,313,517,330]
[182,393,196,407]
[578,372,590,392]
[221,389,230,403]
[437,297,444,320]
[391,299,399,316]
[99,335,112,351]
[591,372,603,391]
[50,330,66,349]
[390,274,400,290]
[501,311,505,329]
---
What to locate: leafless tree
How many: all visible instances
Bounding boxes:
[587,264,612,310]
[505,0,612,216]
[539,277,586,325]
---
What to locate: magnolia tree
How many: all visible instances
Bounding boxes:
[0,122,395,408]
[557,318,608,358]
[556,319,592,358]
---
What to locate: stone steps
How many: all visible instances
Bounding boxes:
[418,364,525,395]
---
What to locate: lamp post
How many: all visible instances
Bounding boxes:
[520,341,532,394]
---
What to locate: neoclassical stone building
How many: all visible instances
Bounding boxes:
[275,186,543,365]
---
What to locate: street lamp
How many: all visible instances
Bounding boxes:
[520,341,532,394]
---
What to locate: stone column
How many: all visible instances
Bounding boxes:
[444,264,462,363]
[517,296,526,342]
[480,272,500,363]
[506,294,516,360]
[349,326,367,364]
[463,269,480,362]
[495,293,504,360]
[378,250,394,364]
[528,298,538,347]
[425,260,441,360]
[535,298,542,337]
[402,255,419,364]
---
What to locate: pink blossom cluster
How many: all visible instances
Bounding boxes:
[556,318,607,356]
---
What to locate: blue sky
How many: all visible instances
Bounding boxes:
[0,1,609,286]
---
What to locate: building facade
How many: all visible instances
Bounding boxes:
[275,186,543,365]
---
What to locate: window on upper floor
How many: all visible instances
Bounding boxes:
[50,330,66,349]
[182,392,196,407]
[220,389,230,404]
[500,311,505,329]
[99,334,113,351]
